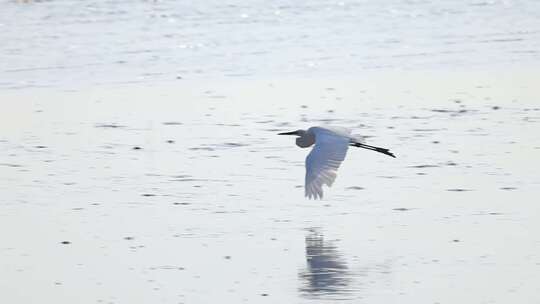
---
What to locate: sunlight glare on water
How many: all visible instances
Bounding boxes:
[1,0,539,88]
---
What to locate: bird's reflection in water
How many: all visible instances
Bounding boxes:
[299,228,354,300]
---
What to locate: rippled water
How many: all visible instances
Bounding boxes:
[1,1,540,303]
[2,0,540,89]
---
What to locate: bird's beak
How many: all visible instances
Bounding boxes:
[278,130,299,135]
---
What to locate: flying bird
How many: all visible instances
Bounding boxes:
[279,126,395,199]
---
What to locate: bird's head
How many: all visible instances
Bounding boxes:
[278,129,306,136]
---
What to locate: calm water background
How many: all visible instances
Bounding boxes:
[1,1,540,303]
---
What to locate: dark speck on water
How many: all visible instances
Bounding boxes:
[141,193,156,197]
[95,124,125,128]
[133,146,142,150]
[189,146,215,151]
[124,236,134,241]
[500,187,517,191]
[447,188,472,192]
[346,186,365,190]
[34,145,47,149]
[223,142,247,147]
[61,241,71,245]
[413,128,442,132]
[0,163,22,168]
[409,164,439,168]
[162,122,183,125]
[393,208,411,211]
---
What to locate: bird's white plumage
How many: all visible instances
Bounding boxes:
[304,127,351,199]
[280,125,395,199]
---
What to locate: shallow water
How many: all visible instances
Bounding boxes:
[1,75,540,303]
[2,1,540,303]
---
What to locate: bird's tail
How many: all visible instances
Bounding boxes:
[350,142,396,158]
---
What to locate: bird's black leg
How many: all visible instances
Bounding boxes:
[350,142,396,158]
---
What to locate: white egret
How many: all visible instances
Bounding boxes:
[279,126,395,199]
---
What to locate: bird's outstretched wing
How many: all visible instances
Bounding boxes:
[305,128,350,199]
